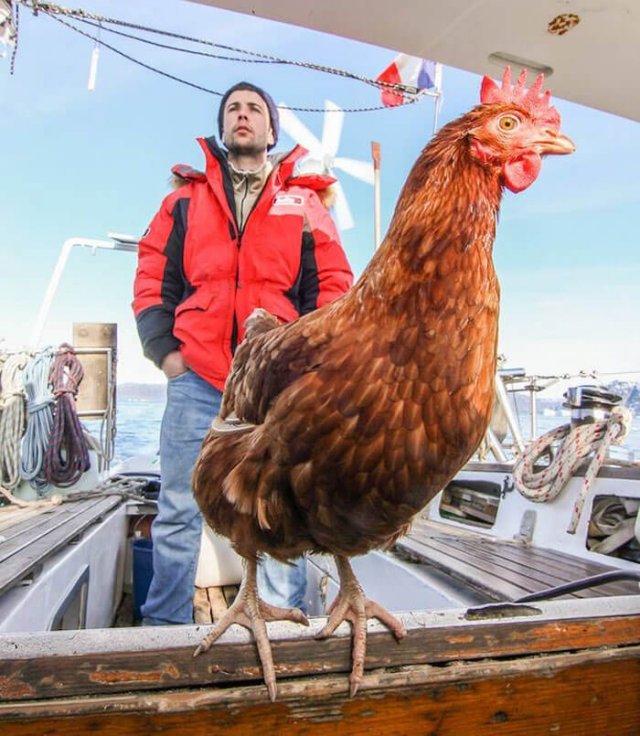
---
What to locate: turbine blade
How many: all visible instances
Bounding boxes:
[334,157,375,185]
[278,104,321,153]
[332,181,354,231]
[322,100,344,158]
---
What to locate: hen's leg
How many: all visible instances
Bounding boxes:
[316,555,406,697]
[194,557,309,701]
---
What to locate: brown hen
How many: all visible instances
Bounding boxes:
[192,68,575,699]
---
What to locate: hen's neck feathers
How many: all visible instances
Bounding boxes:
[353,108,503,308]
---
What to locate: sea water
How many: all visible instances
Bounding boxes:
[111,399,164,464]
[111,399,640,465]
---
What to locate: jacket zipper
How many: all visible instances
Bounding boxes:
[231,229,241,355]
[230,166,277,357]
[238,177,250,233]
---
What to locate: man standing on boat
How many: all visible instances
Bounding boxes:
[132,82,353,625]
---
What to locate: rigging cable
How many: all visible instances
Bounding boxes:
[20,348,55,494]
[0,352,29,490]
[17,0,425,112]
[43,343,91,487]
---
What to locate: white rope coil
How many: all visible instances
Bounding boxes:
[20,349,55,493]
[513,407,632,534]
[0,352,29,490]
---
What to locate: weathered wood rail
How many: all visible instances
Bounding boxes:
[0,597,639,733]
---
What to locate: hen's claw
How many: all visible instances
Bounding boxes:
[193,559,309,702]
[315,555,406,697]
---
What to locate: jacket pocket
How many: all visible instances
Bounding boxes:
[175,287,218,317]
[167,369,191,383]
[174,286,228,349]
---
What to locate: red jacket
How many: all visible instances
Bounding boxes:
[133,138,353,390]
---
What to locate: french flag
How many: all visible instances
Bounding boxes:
[376,54,440,107]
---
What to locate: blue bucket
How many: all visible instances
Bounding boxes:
[131,537,153,621]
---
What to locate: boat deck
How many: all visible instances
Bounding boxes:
[0,495,123,596]
[397,518,640,602]
[193,584,239,623]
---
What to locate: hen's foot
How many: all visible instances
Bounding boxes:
[315,555,406,697]
[193,559,309,701]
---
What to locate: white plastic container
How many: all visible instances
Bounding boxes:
[195,523,244,587]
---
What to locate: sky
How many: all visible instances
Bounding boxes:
[1,0,639,396]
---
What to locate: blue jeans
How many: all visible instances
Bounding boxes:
[258,555,308,613]
[142,370,222,625]
[142,369,308,623]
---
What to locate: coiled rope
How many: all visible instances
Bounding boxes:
[43,343,90,487]
[513,407,632,534]
[20,348,55,493]
[0,353,29,490]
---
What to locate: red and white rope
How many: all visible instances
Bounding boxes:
[513,407,632,533]
[42,344,90,487]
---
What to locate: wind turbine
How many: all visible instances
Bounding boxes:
[278,100,374,230]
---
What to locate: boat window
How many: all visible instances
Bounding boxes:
[438,480,501,528]
[50,566,90,631]
[587,496,640,563]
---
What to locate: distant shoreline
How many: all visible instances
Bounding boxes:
[117,380,640,413]
[118,383,166,402]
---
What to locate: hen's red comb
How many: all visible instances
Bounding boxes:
[480,67,561,131]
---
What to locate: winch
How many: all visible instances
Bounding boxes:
[563,385,622,425]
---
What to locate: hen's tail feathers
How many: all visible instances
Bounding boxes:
[194,424,286,535]
[222,427,289,532]
[193,424,254,518]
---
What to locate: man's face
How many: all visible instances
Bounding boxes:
[222,90,274,157]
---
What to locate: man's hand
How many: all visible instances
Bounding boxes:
[161,350,189,379]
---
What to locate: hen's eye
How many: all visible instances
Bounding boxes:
[498,115,519,131]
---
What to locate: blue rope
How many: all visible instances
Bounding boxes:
[20,349,55,494]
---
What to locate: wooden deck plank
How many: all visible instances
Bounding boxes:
[398,535,528,600]
[0,509,67,550]
[222,585,239,608]
[437,528,618,577]
[0,498,113,560]
[193,588,213,624]
[207,586,230,622]
[400,520,640,601]
[422,537,563,591]
[406,533,546,597]
[193,586,241,624]
[441,534,637,598]
[193,586,238,624]
[419,534,635,598]
[0,507,44,535]
[412,519,608,576]
[0,497,123,595]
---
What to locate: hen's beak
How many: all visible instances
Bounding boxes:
[535,129,576,156]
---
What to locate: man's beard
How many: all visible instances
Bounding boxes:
[226,138,266,157]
